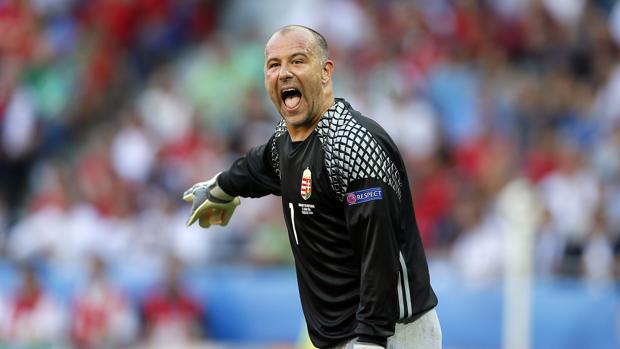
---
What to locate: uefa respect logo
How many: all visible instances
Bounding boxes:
[347,193,357,205]
[345,187,383,206]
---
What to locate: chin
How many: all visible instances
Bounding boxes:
[283,111,311,127]
[280,107,302,120]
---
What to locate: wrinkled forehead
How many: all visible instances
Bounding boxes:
[264,30,316,60]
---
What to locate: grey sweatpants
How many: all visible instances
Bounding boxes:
[336,308,442,349]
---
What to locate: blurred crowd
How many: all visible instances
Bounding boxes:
[1,0,620,345]
[0,254,207,348]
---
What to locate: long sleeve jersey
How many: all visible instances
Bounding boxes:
[218,98,438,348]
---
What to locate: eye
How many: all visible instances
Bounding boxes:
[292,59,303,64]
[268,62,280,69]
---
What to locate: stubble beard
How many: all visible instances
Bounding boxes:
[285,111,312,128]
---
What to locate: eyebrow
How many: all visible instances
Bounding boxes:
[266,51,309,65]
[290,52,309,59]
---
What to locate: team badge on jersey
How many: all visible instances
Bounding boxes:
[300,167,312,200]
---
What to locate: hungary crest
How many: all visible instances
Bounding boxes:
[300,167,312,200]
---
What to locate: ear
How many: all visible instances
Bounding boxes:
[321,60,334,85]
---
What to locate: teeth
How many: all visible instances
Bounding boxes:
[281,88,299,101]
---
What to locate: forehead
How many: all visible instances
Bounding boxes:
[265,30,316,59]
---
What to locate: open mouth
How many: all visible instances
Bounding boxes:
[281,88,302,110]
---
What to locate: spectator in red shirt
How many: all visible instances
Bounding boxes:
[70,255,137,349]
[0,262,65,345]
[140,255,204,345]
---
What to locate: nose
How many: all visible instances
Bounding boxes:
[278,63,293,81]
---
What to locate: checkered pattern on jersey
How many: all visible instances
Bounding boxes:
[271,120,288,178]
[316,101,402,201]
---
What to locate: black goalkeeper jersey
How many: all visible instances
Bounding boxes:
[218,98,438,348]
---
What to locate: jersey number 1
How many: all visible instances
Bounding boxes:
[289,203,299,245]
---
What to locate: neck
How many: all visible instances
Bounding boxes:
[287,96,335,142]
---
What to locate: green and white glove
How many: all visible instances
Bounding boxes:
[183,173,240,228]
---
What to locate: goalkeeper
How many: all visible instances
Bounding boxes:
[184,25,441,349]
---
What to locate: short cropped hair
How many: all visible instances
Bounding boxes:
[276,25,329,63]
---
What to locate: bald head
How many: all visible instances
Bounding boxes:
[263,24,335,141]
[269,25,329,64]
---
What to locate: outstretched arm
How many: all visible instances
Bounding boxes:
[217,135,282,198]
[184,130,283,228]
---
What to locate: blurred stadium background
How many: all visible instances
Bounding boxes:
[1,0,620,348]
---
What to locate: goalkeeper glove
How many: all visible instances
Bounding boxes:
[183,173,240,228]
